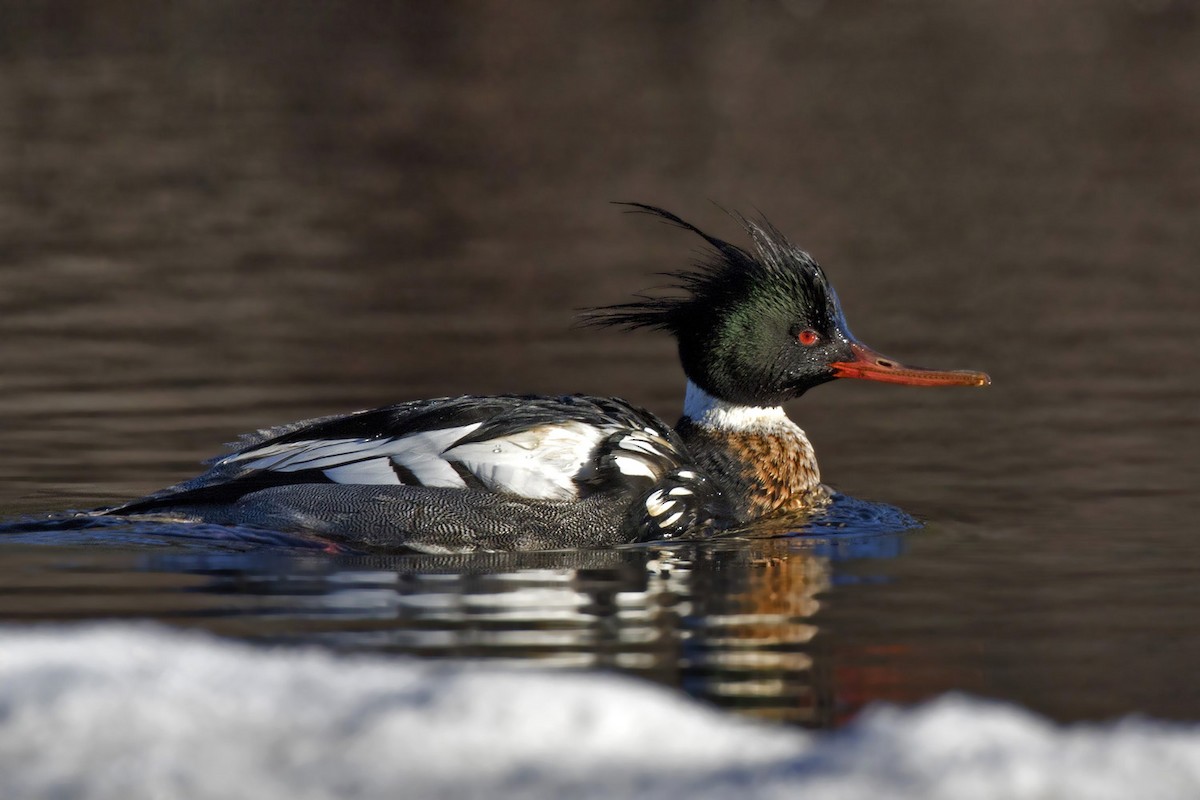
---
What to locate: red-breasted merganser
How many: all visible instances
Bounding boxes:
[105,204,989,552]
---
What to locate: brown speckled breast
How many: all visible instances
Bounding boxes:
[676,419,826,522]
[728,429,822,517]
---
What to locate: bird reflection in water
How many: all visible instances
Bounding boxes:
[161,522,914,727]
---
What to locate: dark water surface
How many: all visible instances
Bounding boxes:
[1,1,1198,727]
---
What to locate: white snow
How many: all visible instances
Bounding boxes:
[1,624,1198,800]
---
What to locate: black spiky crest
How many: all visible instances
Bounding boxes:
[584,203,852,405]
[583,203,838,335]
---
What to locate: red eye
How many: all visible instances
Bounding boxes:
[797,329,819,346]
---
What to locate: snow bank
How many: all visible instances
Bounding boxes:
[1,624,1197,800]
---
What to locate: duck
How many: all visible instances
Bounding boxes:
[103,204,989,552]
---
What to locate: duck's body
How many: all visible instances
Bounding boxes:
[108,393,736,550]
[105,204,988,552]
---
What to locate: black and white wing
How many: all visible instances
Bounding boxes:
[110,394,692,513]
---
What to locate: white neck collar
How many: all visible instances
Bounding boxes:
[682,380,795,433]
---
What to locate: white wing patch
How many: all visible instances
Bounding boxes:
[237,437,403,472]
[217,424,486,489]
[613,457,657,479]
[215,418,682,500]
[443,421,604,501]
[610,430,677,482]
[215,420,633,500]
[387,426,488,486]
[320,459,402,485]
[644,488,686,522]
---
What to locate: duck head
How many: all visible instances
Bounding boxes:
[585,203,990,406]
